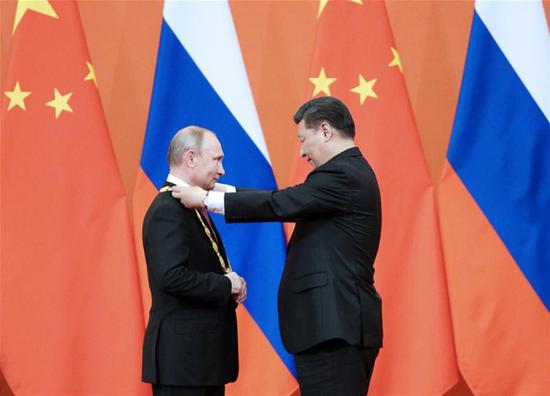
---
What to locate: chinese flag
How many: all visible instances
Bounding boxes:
[1,1,148,394]
[289,1,459,394]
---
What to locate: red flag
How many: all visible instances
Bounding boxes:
[1,1,148,394]
[289,1,459,394]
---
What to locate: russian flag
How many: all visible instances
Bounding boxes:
[439,1,549,394]
[133,1,298,393]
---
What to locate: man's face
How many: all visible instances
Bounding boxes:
[297,120,325,168]
[194,133,225,190]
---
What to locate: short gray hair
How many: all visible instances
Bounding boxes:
[167,126,212,167]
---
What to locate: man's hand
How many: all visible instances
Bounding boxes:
[225,271,247,304]
[171,186,206,209]
[234,275,247,304]
[213,183,231,192]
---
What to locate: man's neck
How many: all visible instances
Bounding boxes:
[167,170,192,187]
[325,140,356,163]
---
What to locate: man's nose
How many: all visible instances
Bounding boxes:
[218,162,225,176]
[299,146,305,157]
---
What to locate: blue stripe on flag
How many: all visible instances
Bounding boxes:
[448,11,550,310]
[141,20,296,375]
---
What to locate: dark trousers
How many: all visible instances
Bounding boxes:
[152,384,224,396]
[294,339,379,396]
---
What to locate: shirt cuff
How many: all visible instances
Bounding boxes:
[205,191,226,215]
[206,184,235,215]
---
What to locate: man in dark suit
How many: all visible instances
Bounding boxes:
[142,126,247,396]
[172,97,382,395]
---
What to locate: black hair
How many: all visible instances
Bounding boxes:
[293,96,355,139]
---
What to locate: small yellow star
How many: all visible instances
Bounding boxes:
[46,89,73,119]
[310,67,336,97]
[84,61,97,87]
[350,74,378,105]
[4,81,31,111]
[389,47,403,73]
[318,0,363,18]
[317,0,329,17]
[12,0,58,34]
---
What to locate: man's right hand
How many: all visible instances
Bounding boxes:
[225,271,247,304]
[213,182,231,192]
[171,186,206,209]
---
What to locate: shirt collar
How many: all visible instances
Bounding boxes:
[167,174,190,187]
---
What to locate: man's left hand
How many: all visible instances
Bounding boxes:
[234,276,247,304]
[171,186,206,208]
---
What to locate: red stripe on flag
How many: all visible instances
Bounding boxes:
[439,162,549,395]
[227,307,298,395]
[133,168,158,321]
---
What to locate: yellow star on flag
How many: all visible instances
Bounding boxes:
[389,47,403,73]
[350,74,378,105]
[318,0,329,17]
[318,0,363,17]
[46,89,73,119]
[4,81,31,111]
[12,0,58,34]
[84,61,97,87]
[310,67,336,97]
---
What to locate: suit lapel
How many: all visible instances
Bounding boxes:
[164,180,230,268]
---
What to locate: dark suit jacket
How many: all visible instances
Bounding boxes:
[142,182,238,386]
[225,147,382,353]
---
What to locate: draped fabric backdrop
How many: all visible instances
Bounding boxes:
[1,1,548,395]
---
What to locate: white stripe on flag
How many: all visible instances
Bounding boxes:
[163,0,272,163]
[475,0,549,121]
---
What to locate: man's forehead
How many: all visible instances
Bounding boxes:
[202,133,221,147]
[202,142,224,157]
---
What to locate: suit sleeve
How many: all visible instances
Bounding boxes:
[225,167,350,222]
[146,201,231,303]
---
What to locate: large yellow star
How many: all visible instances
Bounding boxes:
[317,0,329,17]
[389,47,403,73]
[310,68,336,97]
[318,0,363,18]
[350,74,378,105]
[4,81,31,111]
[46,89,73,119]
[84,61,97,87]
[12,0,58,34]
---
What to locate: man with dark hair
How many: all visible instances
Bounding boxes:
[293,95,356,139]
[142,126,246,396]
[172,97,383,395]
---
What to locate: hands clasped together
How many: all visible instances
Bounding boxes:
[225,271,247,305]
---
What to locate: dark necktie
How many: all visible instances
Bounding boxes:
[199,207,216,241]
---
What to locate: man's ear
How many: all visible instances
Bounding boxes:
[320,122,333,142]
[183,149,196,168]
